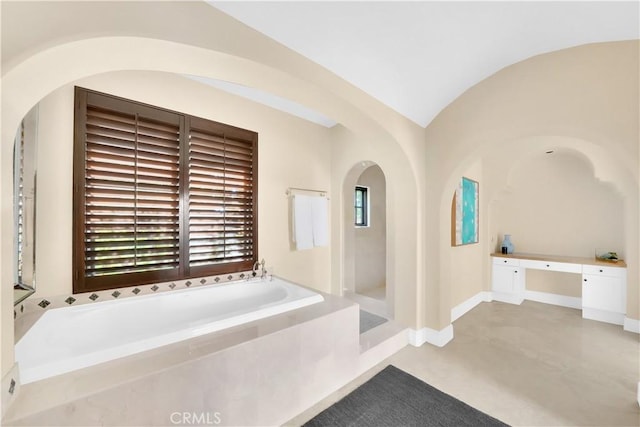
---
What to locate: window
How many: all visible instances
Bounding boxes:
[73,87,257,293]
[15,120,25,284]
[14,105,38,300]
[354,186,368,227]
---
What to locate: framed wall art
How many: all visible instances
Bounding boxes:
[451,177,479,246]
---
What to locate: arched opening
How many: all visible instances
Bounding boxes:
[342,161,391,321]
[437,135,637,331]
[3,35,422,379]
[491,147,624,256]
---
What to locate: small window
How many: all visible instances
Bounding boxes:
[354,186,369,227]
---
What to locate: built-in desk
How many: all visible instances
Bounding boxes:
[490,252,627,326]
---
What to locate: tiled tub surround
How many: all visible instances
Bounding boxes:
[16,276,324,384]
[1,364,20,420]
[14,271,254,330]
[5,292,366,426]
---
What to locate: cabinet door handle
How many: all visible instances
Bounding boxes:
[514,270,518,274]
[599,269,603,273]
[584,278,587,282]
[546,264,550,267]
[504,260,507,263]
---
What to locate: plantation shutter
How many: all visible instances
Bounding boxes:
[75,90,183,291]
[73,87,258,293]
[187,117,257,276]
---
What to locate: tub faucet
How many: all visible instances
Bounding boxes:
[252,259,266,278]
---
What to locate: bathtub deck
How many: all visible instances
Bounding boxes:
[4,290,407,426]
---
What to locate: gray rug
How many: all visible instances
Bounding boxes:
[359,310,388,334]
[304,365,509,427]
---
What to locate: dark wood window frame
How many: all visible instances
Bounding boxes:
[73,87,258,294]
[354,186,368,227]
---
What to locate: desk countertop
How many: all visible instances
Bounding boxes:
[490,252,627,268]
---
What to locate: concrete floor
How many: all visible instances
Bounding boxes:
[287,300,640,427]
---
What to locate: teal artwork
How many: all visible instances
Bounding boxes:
[452,177,478,246]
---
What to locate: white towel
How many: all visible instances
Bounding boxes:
[311,196,329,247]
[293,195,314,250]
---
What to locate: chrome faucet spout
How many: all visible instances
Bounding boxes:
[251,259,267,279]
[252,260,261,278]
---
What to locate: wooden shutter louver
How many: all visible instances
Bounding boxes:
[188,118,256,274]
[74,87,258,293]
[82,102,181,282]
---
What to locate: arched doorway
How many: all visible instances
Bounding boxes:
[343,162,390,318]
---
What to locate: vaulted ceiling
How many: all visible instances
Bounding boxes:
[211,1,639,127]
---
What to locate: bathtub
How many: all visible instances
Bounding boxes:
[15,276,324,384]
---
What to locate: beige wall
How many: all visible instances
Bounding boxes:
[491,150,624,258]
[354,165,386,294]
[34,88,73,299]
[1,2,638,382]
[449,160,485,308]
[429,41,639,330]
[32,71,333,299]
[489,149,624,297]
[525,271,582,298]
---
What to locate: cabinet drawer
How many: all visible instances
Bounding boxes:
[582,264,626,278]
[519,259,582,273]
[492,257,519,267]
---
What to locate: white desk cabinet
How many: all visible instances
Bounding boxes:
[582,265,626,325]
[490,253,627,327]
[492,257,524,304]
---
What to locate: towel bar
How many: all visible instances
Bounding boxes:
[286,187,329,198]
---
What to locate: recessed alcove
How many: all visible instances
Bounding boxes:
[489,147,625,298]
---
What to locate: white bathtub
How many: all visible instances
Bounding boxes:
[15,276,324,384]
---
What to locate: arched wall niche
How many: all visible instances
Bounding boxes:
[437,133,638,330]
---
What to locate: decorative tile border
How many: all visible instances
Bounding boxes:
[14,270,257,319]
[1,363,20,419]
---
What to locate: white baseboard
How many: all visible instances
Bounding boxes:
[456,289,637,335]
[524,290,582,310]
[583,307,625,326]
[490,290,637,333]
[492,291,524,305]
[624,317,640,334]
[451,291,492,322]
[409,324,454,347]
